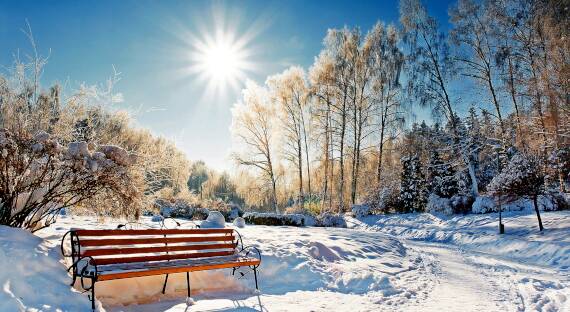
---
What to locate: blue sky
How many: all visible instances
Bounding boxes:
[0,0,455,171]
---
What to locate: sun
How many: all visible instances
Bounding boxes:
[203,40,239,81]
[190,29,252,95]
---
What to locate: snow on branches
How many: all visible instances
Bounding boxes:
[487,153,545,231]
[0,129,139,231]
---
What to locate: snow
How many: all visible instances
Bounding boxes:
[472,195,563,214]
[199,211,226,228]
[426,193,453,215]
[2,209,569,311]
[233,216,246,228]
[315,212,347,228]
[351,211,570,270]
[351,204,371,218]
[0,225,91,311]
[97,145,132,166]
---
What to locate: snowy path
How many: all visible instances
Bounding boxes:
[403,240,569,312]
[404,242,515,311]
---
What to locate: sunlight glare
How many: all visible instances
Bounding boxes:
[190,28,253,96]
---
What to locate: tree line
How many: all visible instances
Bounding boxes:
[230,0,569,214]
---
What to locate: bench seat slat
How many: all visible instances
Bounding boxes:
[80,236,235,247]
[96,257,261,281]
[75,228,233,236]
[92,250,236,266]
[81,243,236,257]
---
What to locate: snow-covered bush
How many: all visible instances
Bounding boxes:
[193,207,210,220]
[200,211,226,228]
[243,212,315,226]
[488,153,546,230]
[316,213,347,228]
[472,194,566,214]
[426,194,453,215]
[363,181,401,214]
[351,204,371,218]
[216,204,243,221]
[0,129,139,231]
[233,216,246,228]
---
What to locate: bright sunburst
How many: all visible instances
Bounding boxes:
[189,27,255,96]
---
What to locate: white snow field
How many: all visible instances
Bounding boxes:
[0,210,568,311]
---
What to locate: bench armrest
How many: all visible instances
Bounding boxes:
[239,245,262,267]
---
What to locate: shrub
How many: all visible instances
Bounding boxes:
[488,153,545,231]
[0,129,139,231]
[315,213,347,228]
[243,212,314,226]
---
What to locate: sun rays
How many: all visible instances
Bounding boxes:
[183,5,264,99]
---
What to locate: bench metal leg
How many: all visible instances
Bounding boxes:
[253,267,259,290]
[90,279,96,311]
[162,274,169,294]
[186,272,191,297]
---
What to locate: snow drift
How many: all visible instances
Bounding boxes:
[0,225,91,311]
[32,215,426,309]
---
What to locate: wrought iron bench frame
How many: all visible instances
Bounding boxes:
[61,227,261,311]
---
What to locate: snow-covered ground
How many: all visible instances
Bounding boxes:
[1,210,569,311]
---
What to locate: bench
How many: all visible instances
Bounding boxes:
[61,228,261,311]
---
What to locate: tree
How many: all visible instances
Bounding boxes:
[399,154,427,213]
[427,149,458,198]
[231,81,279,212]
[268,67,311,205]
[487,153,545,231]
[400,0,479,196]
[310,53,336,212]
[450,0,507,141]
[368,24,405,185]
[322,27,358,211]
[188,160,209,200]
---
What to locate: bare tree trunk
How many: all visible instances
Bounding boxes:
[351,97,358,206]
[297,137,304,206]
[376,105,387,184]
[301,111,311,197]
[506,54,525,149]
[487,73,506,139]
[328,112,335,212]
[338,89,348,213]
[322,102,331,213]
[533,195,544,231]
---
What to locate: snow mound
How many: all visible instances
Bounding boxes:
[33,215,425,309]
[151,215,163,222]
[233,216,246,228]
[308,241,342,261]
[200,211,226,228]
[351,204,371,218]
[0,225,91,311]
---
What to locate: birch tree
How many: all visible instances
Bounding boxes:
[400,0,479,196]
[231,81,279,212]
[268,67,311,206]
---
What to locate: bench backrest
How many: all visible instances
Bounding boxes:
[71,228,239,266]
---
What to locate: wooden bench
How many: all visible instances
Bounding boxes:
[61,228,261,311]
